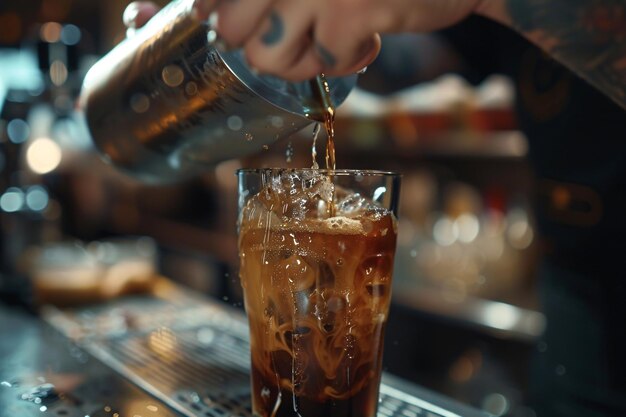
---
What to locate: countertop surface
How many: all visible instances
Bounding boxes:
[0,289,490,417]
[0,303,178,417]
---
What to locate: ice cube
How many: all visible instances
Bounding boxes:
[356,254,392,290]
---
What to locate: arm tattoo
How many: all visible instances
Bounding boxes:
[506,0,626,109]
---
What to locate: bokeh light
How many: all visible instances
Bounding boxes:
[40,22,62,43]
[0,187,25,212]
[60,24,81,45]
[7,119,30,144]
[26,137,62,174]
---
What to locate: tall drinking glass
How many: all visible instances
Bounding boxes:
[237,169,400,417]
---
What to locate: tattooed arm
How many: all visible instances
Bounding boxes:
[479,0,626,109]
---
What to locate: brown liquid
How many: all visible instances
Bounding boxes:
[309,74,337,217]
[309,74,336,171]
[239,178,397,417]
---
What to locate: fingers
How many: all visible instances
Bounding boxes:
[214,0,274,47]
[123,1,160,29]
[241,0,323,81]
[214,0,379,80]
[192,0,219,21]
[316,33,381,77]
[313,4,383,77]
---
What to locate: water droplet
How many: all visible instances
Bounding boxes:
[20,383,56,404]
[207,29,218,44]
[555,365,566,376]
[161,64,184,87]
[146,404,158,412]
[185,81,198,95]
[481,393,510,416]
[262,145,269,151]
[286,141,294,163]
[245,132,254,142]
[197,327,215,345]
[40,405,47,412]
[104,406,111,412]
[410,249,417,258]
[222,296,229,301]
[130,93,150,113]
[271,116,284,128]
[227,115,243,131]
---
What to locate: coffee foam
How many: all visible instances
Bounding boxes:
[319,216,366,234]
[244,215,370,236]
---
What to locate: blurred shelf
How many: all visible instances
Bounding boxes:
[109,213,239,267]
[334,130,529,160]
[284,125,529,162]
[392,279,545,343]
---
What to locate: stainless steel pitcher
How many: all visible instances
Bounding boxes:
[79,0,356,183]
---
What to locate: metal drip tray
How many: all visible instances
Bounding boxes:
[43,290,487,417]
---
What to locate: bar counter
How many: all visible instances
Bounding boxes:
[0,284,488,417]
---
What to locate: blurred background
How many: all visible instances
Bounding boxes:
[0,1,542,416]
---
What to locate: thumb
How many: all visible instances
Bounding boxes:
[123,1,160,29]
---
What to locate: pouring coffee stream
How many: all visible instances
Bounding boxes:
[309,74,337,171]
[308,74,338,217]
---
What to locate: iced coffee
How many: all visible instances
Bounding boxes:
[238,169,399,417]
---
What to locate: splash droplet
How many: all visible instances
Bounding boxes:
[286,141,294,163]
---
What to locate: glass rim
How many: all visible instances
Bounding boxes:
[236,168,401,177]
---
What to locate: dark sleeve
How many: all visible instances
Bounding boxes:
[438,15,525,84]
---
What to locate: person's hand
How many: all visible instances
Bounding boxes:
[123,0,489,81]
[122,1,161,34]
